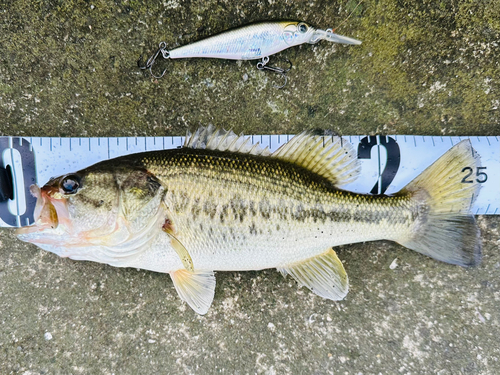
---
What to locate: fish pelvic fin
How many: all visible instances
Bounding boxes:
[170,269,216,315]
[272,132,361,188]
[277,248,348,301]
[398,140,482,267]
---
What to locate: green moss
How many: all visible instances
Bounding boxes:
[1,0,498,137]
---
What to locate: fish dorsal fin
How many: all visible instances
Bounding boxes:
[272,132,360,188]
[170,269,216,315]
[184,125,271,156]
[277,248,349,300]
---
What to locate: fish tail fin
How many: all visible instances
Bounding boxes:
[397,140,482,267]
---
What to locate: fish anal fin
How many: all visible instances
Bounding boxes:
[170,269,216,315]
[162,219,194,272]
[272,132,360,188]
[277,248,349,301]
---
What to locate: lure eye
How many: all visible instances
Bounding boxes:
[298,23,308,33]
[60,174,81,194]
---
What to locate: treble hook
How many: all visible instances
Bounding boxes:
[256,56,292,89]
[137,42,170,79]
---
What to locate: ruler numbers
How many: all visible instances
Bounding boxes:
[357,136,401,195]
[461,167,488,184]
[0,135,497,227]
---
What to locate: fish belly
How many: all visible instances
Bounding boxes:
[183,216,408,272]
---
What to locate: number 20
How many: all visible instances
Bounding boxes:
[461,167,488,183]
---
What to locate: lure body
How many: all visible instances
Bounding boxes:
[168,21,360,60]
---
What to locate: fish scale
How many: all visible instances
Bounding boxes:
[137,148,417,271]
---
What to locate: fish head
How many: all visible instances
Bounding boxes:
[16,165,165,261]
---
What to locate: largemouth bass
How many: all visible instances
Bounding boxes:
[17,127,482,314]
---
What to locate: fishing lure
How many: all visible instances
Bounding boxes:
[138,21,361,88]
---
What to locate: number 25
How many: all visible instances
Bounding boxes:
[461,167,487,183]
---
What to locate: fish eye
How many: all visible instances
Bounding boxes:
[298,23,308,33]
[60,174,81,194]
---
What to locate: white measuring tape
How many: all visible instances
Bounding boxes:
[0,135,498,227]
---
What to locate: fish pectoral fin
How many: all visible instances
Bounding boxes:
[170,269,216,315]
[162,225,194,272]
[277,248,349,301]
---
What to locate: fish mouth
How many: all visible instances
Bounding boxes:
[309,29,362,45]
[16,184,68,236]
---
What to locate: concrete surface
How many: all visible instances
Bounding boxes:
[0,0,499,374]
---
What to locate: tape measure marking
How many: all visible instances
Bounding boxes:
[0,135,498,227]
